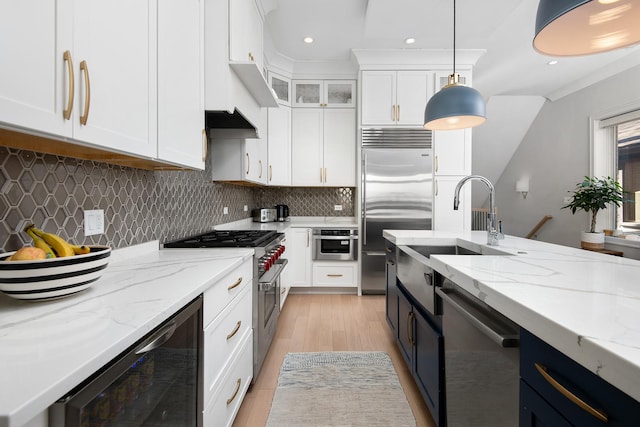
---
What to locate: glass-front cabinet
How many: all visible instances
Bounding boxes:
[292,80,355,108]
[268,72,291,106]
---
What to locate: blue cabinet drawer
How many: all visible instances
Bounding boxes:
[520,329,640,426]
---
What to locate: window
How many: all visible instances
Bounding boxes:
[617,119,640,229]
[593,108,640,232]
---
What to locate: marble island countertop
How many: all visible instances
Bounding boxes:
[0,242,253,427]
[383,229,640,403]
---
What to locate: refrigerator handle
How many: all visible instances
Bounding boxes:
[362,152,367,246]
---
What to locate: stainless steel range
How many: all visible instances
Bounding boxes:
[163,229,287,380]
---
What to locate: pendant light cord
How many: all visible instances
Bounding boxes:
[452,0,456,75]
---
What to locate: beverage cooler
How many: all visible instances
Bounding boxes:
[50,297,203,427]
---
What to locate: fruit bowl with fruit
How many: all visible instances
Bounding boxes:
[0,224,111,301]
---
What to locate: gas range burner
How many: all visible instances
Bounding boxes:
[164,230,278,248]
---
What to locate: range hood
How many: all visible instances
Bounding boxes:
[205,109,259,139]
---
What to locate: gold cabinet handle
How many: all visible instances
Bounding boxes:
[324,168,327,183]
[385,247,392,253]
[79,60,91,125]
[397,104,400,122]
[246,153,250,175]
[307,229,310,247]
[258,160,262,178]
[534,363,608,423]
[435,155,439,173]
[202,129,207,162]
[63,50,74,120]
[226,321,242,340]
[435,179,438,196]
[248,52,254,62]
[327,274,343,277]
[269,165,273,182]
[226,378,241,406]
[320,168,323,182]
[392,105,396,122]
[227,277,242,291]
[281,287,286,294]
[406,312,414,346]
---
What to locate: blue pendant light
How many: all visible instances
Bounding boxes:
[534,0,640,56]
[424,0,486,131]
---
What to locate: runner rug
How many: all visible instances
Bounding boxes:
[265,351,416,427]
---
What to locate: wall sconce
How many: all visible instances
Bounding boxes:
[516,178,529,199]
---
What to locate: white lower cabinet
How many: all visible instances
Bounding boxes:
[288,227,312,287]
[202,329,253,427]
[202,257,253,427]
[312,262,357,287]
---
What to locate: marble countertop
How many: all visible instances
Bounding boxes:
[0,242,253,427]
[383,229,640,403]
[214,216,358,232]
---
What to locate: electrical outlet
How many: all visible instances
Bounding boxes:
[223,207,229,215]
[244,205,248,212]
[84,210,104,236]
[334,205,343,211]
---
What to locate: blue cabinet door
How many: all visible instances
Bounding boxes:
[521,329,640,426]
[385,242,399,336]
[520,380,572,427]
[396,287,414,367]
[414,307,444,426]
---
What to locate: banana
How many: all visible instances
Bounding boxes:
[70,244,91,255]
[24,224,75,257]
[25,228,57,259]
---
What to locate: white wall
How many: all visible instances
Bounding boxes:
[493,64,640,247]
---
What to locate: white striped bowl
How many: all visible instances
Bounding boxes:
[0,246,111,301]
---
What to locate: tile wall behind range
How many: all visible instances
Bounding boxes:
[0,147,354,252]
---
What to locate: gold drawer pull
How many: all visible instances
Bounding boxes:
[534,363,608,423]
[63,50,74,120]
[226,321,241,340]
[227,277,242,291]
[202,129,207,162]
[327,274,343,277]
[226,378,241,405]
[79,60,91,125]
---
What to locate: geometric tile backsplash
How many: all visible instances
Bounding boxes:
[0,146,354,252]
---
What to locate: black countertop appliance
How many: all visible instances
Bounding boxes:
[275,204,289,222]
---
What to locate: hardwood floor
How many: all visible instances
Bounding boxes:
[232,294,436,427]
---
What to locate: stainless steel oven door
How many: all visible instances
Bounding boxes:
[254,259,288,380]
[312,233,358,261]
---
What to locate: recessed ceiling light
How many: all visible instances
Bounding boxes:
[303,36,314,44]
[405,37,416,44]
[548,60,559,65]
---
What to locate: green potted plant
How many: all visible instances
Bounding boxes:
[562,176,625,249]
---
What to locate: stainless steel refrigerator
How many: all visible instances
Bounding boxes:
[361,128,433,294]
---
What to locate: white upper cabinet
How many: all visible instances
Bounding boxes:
[157,0,205,170]
[269,72,291,107]
[0,0,158,158]
[361,70,433,126]
[292,80,356,108]
[72,0,157,158]
[229,0,263,71]
[433,129,472,176]
[267,106,291,186]
[291,108,355,187]
[0,1,73,137]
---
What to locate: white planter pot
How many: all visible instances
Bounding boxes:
[581,231,605,250]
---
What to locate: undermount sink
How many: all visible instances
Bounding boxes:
[408,245,482,258]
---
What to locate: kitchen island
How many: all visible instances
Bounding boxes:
[0,242,253,427]
[384,230,640,406]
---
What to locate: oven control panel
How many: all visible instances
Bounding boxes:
[258,244,286,274]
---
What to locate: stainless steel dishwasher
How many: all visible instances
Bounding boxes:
[436,279,520,427]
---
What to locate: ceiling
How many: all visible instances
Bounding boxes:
[263,0,640,101]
